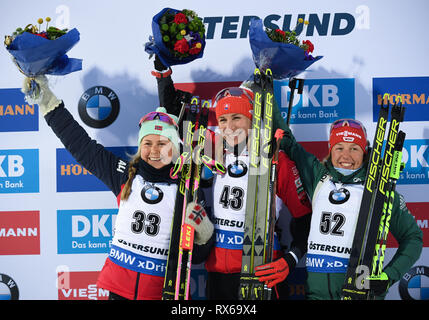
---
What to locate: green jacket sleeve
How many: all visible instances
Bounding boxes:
[383,193,423,284]
[272,98,324,199]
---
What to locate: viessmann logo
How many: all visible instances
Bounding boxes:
[57,270,108,300]
[0,211,40,255]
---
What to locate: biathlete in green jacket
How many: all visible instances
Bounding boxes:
[278,117,423,300]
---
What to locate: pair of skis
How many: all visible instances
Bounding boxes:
[238,69,305,300]
[162,98,225,300]
[238,69,277,300]
[341,94,406,300]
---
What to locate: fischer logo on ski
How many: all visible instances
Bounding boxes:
[239,68,275,300]
[341,94,406,300]
[239,70,305,300]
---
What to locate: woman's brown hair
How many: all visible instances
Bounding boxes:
[120,147,141,201]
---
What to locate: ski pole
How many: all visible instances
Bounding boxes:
[286,78,304,126]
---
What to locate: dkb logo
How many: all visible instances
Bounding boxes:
[57,209,117,254]
[0,149,39,193]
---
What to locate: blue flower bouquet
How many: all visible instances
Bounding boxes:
[249,18,322,79]
[4,20,82,77]
[145,8,206,67]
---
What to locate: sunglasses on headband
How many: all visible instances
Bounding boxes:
[330,118,367,137]
[213,87,254,108]
[139,111,178,129]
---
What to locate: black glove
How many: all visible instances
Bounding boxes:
[369,272,390,296]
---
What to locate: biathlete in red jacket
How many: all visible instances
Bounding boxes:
[22,75,215,300]
[152,58,312,299]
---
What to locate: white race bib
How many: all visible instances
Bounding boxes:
[111,176,177,276]
[306,178,363,273]
[212,153,248,249]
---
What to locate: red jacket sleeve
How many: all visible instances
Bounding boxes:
[276,150,312,218]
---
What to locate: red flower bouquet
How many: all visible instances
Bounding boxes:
[250,18,322,79]
[145,8,206,67]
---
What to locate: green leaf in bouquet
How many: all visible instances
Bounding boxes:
[159,16,167,25]
[169,23,177,34]
[161,24,169,31]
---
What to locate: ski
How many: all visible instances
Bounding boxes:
[162,97,223,300]
[239,68,276,300]
[175,99,211,300]
[162,98,198,300]
[369,130,405,291]
[341,94,406,300]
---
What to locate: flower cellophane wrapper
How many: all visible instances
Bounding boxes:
[6,28,82,76]
[144,7,206,67]
[249,19,322,79]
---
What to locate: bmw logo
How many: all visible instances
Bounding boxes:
[78,86,120,128]
[0,274,19,300]
[399,266,429,300]
[141,184,164,204]
[328,187,350,204]
[227,160,248,178]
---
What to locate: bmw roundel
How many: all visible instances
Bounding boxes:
[78,86,120,128]
[399,266,429,300]
[141,184,164,204]
[328,187,350,204]
[0,274,19,300]
[227,160,248,178]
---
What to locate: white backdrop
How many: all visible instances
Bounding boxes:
[0,0,428,300]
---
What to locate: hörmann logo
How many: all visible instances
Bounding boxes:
[203,7,370,39]
[56,146,136,192]
[373,77,429,122]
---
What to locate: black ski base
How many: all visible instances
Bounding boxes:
[238,274,271,300]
